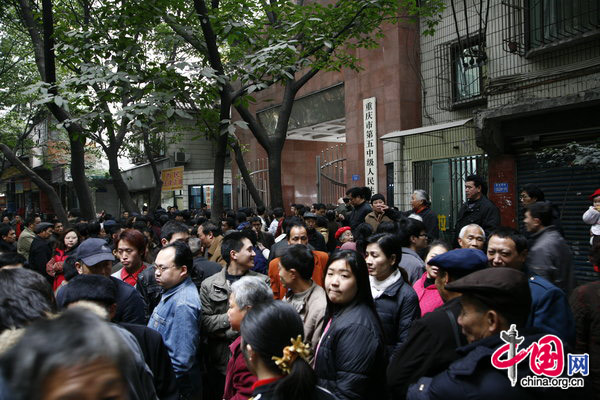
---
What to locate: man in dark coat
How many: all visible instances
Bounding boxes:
[303,212,327,252]
[0,225,17,253]
[406,190,439,240]
[28,222,54,281]
[56,238,147,325]
[344,187,372,230]
[524,201,573,294]
[387,248,488,399]
[454,175,500,246]
[407,267,570,399]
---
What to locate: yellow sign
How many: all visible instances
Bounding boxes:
[161,167,184,191]
[437,214,447,232]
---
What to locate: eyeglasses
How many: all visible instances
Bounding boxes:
[155,264,177,273]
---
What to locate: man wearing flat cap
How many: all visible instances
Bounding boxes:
[56,238,146,324]
[303,212,327,252]
[407,268,560,399]
[27,222,54,281]
[388,248,488,398]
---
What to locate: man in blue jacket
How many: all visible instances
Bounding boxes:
[148,240,202,399]
[486,227,575,346]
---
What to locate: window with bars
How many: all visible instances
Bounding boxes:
[435,34,488,110]
[452,41,487,103]
[527,0,600,49]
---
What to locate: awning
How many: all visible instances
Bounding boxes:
[380,118,472,141]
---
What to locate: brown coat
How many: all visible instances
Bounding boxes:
[365,211,393,232]
[207,235,226,267]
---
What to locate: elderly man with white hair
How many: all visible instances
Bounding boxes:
[408,189,439,240]
[457,224,485,250]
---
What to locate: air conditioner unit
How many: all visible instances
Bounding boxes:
[174,152,190,163]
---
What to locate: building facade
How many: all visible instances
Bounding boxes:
[381,0,600,283]
[232,18,422,209]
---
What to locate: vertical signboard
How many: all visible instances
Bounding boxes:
[363,97,378,194]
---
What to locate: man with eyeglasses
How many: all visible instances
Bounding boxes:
[400,218,429,285]
[137,221,191,317]
[56,238,146,324]
[149,241,202,400]
[457,224,485,251]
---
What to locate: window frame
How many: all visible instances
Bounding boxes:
[449,35,488,109]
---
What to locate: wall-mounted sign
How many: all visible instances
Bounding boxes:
[494,183,509,193]
[363,97,378,194]
[161,166,184,191]
[352,174,360,181]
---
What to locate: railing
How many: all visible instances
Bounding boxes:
[317,144,347,205]
[238,158,269,209]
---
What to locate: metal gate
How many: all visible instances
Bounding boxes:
[317,144,346,205]
[517,155,598,285]
[238,158,269,209]
[413,155,487,242]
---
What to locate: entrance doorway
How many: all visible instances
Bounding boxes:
[413,155,487,242]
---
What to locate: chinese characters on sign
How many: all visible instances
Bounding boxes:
[161,166,184,191]
[363,97,378,194]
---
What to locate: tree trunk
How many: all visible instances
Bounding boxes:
[232,140,264,208]
[211,128,228,224]
[38,0,96,220]
[107,147,140,214]
[144,132,163,218]
[0,143,68,223]
[267,145,284,209]
[67,132,96,220]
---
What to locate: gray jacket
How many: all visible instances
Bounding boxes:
[200,268,269,374]
[16,228,36,260]
[526,226,574,294]
[400,248,425,285]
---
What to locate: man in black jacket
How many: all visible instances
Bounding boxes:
[454,175,500,246]
[28,222,54,281]
[407,189,439,240]
[0,225,17,253]
[387,248,488,399]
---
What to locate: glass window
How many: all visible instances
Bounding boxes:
[452,42,486,103]
[257,84,345,136]
[188,184,231,210]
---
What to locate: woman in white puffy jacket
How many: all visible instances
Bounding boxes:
[583,188,600,246]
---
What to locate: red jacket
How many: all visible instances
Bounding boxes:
[46,248,69,291]
[223,336,256,400]
[412,272,444,317]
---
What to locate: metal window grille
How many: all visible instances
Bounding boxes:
[435,33,488,110]
[527,0,600,49]
[502,0,526,55]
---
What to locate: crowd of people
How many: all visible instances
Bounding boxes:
[0,175,598,399]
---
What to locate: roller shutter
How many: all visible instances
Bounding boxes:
[517,155,599,286]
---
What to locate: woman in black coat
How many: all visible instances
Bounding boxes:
[365,233,420,356]
[314,250,386,400]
